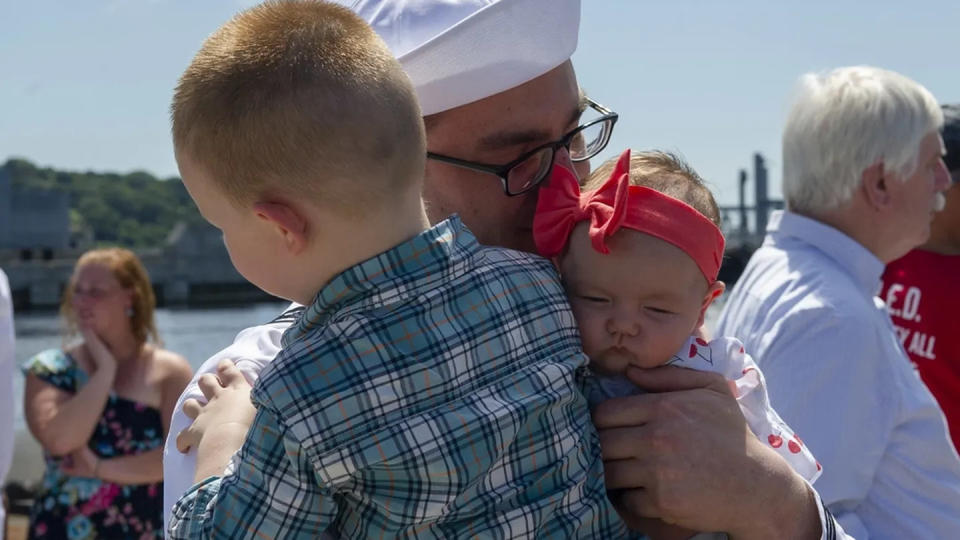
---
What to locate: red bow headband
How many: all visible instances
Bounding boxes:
[533,149,725,283]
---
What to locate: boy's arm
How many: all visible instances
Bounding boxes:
[163,303,301,531]
[169,363,334,539]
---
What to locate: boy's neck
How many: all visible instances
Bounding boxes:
[294,199,432,305]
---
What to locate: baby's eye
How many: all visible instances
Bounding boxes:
[578,295,609,304]
[644,306,675,315]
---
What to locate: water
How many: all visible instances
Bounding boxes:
[10,302,290,431]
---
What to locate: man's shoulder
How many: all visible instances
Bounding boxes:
[884,249,960,285]
[723,249,881,361]
[740,242,868,308]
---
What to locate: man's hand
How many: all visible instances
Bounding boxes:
[593,365,821,539]
[176,359,257,482]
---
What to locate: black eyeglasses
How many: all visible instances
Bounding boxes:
[426,99,618,196]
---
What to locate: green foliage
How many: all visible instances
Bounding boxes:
[2,158,203,248]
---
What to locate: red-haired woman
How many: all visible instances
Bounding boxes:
[23,248,192,539]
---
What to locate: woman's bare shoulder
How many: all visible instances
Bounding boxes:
[151,346,192,382]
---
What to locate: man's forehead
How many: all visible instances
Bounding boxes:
[476,94,587,153]
[429,62,581,150]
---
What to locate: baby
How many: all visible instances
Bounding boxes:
[534,149,822,539]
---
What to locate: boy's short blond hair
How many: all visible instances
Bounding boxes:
[586,150,721,227]
[171,0,425,214]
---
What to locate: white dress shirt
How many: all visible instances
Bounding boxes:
[716,210,960,539]
[0,269,14,538]
[162,304,301,534]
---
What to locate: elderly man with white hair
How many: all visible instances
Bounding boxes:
[716,66,960,538]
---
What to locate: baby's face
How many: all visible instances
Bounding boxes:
[560,225,710,374]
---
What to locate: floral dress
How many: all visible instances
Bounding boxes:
[23,349,164,540]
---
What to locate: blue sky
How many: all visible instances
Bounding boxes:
[2,0,958,206]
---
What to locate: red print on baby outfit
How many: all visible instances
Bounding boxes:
[686,339,714,365]
[768,434,783,448]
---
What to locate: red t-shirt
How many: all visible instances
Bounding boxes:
[881,249,960,452]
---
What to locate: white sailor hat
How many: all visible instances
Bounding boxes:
[332,0,581,115]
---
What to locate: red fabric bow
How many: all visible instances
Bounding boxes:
[533,149,632,257]
[533,149,726,282]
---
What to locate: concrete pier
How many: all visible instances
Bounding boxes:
[3,222,278,310]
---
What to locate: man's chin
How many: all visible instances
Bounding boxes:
[476,228,538,254]
[511,230,539,255]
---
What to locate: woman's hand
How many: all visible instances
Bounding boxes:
[61,446,100,478]
[81,327,117,377]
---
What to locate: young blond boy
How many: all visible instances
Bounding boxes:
[166,2,625,538]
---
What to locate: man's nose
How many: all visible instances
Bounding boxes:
[554,147,577,177]
[934,158,952,191]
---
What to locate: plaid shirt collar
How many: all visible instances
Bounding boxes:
[286,214,477,345]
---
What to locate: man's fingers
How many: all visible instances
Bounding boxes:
[624,365,731,396]
[615,488,662,522]
[197,373,221,399]
[596,426,646,461]
[216,359,247,388]
[602,458,655,491]
[591,392,658,430]
[182,398,203,420]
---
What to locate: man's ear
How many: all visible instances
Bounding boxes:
[253,201,308,255]
[696,280,726,328]
[861,162,891,210]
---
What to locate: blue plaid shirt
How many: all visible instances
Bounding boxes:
[169,216,627,539]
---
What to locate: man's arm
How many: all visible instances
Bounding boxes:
[593,366,844,539]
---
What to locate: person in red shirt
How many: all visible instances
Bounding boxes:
[882,104,960,451]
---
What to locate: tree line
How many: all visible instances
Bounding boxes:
[3,158,203,249]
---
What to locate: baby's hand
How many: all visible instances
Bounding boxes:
[176,359,256,455]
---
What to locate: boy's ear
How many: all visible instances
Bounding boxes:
[861,162,892,210]
[253,201,308,255]
[696,280,726,328]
